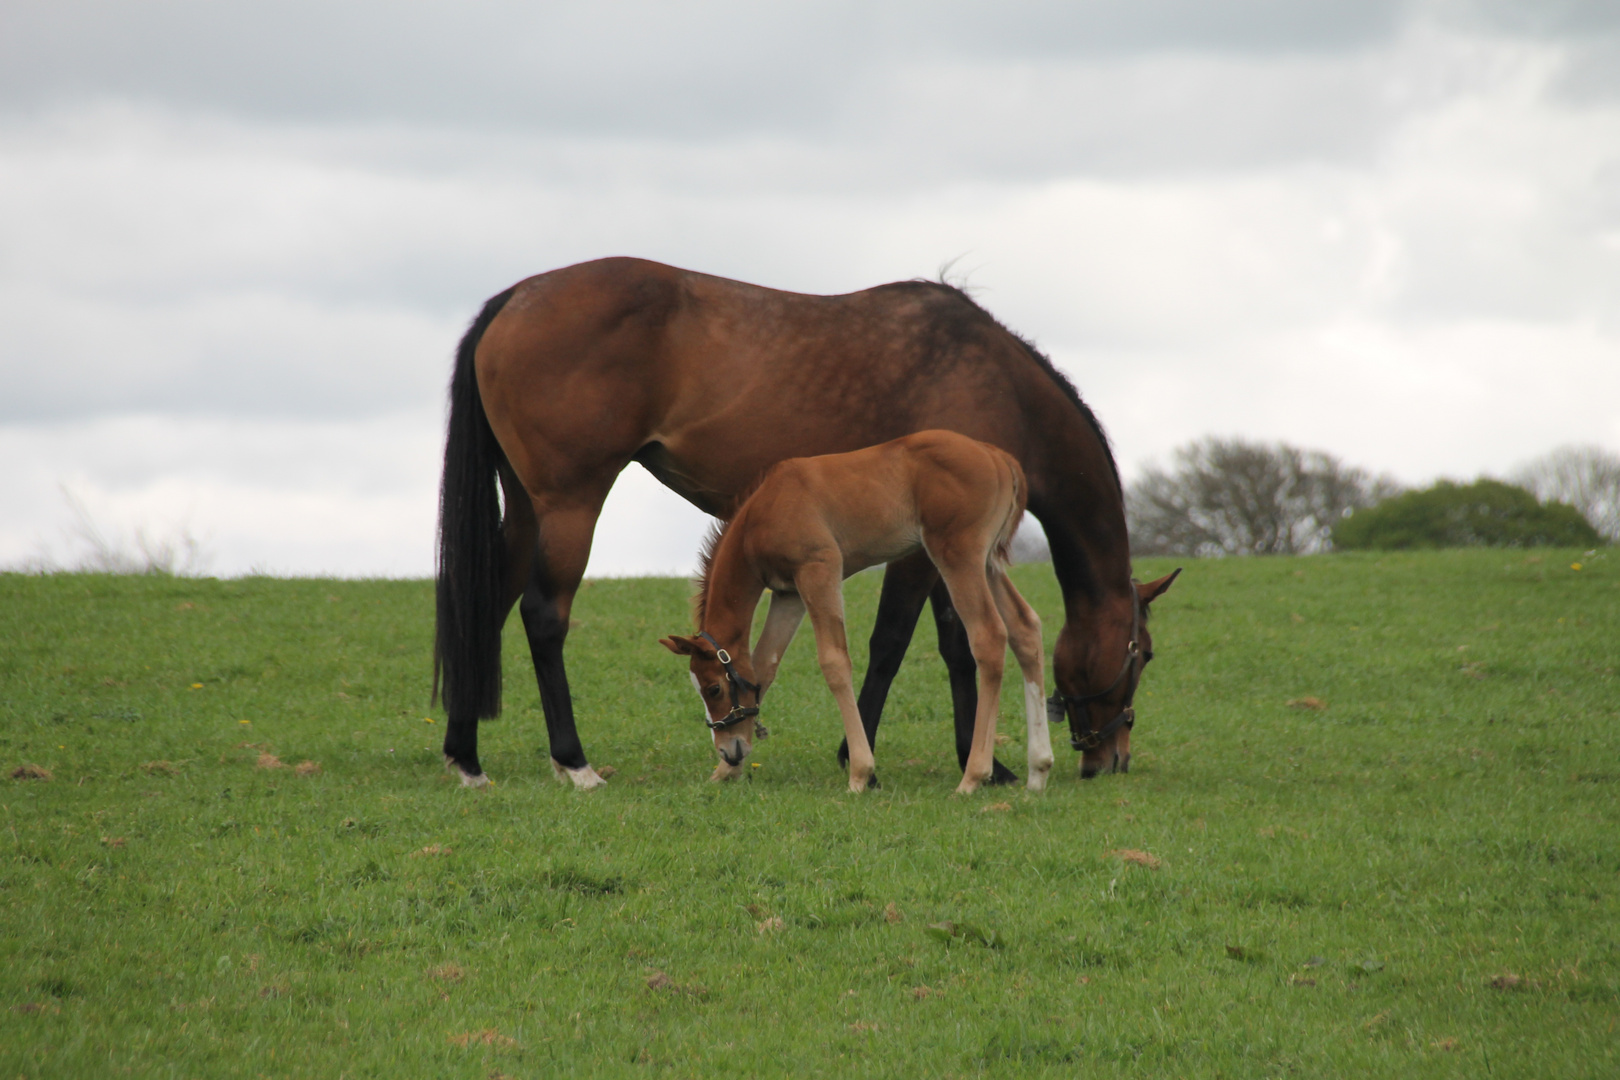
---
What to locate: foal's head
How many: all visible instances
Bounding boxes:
[659,633,762,779]
[1052,569,1179,779]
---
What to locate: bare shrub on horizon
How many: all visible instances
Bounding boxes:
[1128,437,1398,557]
[1512,444,1620,543]
[12,486,211,576]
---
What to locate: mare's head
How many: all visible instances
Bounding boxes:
[659,633,762,779]
[1052,569,1179,779]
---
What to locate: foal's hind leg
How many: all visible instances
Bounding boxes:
[932,561,1009,795]
[930,582,1020,786]
[990,569,1051,791]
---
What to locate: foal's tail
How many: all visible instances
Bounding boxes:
[992,453,1029,568]
[433,286,517,719]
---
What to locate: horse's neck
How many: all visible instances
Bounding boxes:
[1028,435,1133,623]
[702,537,767,657]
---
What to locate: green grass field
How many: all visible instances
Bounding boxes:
[2,548,1617,1077]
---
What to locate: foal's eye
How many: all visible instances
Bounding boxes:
[704,685,722,698]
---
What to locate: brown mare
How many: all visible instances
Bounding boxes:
[659,431,1048,793]
[434,257,1176,789]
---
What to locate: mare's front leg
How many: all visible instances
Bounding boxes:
[930,582,1019,786]
[840,551,937,770]
[796,560,877,792]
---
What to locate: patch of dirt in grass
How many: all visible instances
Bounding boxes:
[646,971,707,997]
[911,985,935,999]
[429,963,466,983]
[1490,972,1530,990]
[412,845,453,857]
[256,753,285,770]
[101,836,126,848]
[982,802,1012,813]
[10,764,52,781]
[140,760,179,776]
[1109,849,1161,869]
[884,902,903,924]
[293,760,321,776]
[1286,696,1327,710]
[448,1029,516,1048]
[756,916,785,934]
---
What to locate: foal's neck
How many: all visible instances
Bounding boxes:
[700,526,767,657]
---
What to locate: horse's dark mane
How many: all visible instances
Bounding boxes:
[907,279,1124,495]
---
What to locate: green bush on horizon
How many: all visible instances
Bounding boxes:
[1333,477,1601,550]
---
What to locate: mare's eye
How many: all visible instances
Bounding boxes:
[705,685,722,698]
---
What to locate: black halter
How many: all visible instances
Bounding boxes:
[697,631,762,732]
[1047,590,1142,752]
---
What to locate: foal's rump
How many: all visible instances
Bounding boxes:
[903,430,1027,573]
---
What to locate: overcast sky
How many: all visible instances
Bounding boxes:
[3,0,1617,576]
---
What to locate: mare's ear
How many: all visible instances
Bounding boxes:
[1137,568,1181,607]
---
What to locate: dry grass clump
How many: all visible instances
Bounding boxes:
[10,764,51,781]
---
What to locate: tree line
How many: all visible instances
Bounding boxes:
[1126,439,1617,556]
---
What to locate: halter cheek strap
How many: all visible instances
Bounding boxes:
[1047,590,1142,752]
[696,631,762,731]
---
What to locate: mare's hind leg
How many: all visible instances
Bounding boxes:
[520,489,612,790]
[443,462,536,787]
[990,569,1051,791]
[839,551,937,772]
[930,582,1020,786]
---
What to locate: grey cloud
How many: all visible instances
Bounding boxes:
[1,1,1408,138]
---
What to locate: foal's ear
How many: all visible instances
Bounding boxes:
[659,634,712,658]
[1137,568,1182,607]
[659,635,698,656]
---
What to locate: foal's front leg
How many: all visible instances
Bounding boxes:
[796,561,877,792]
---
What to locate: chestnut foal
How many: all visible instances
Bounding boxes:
[660,431,1052,794]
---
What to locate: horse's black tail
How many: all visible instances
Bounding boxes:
[433,286,517,719]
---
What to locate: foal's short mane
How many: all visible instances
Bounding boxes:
[907,279,1124,495]
[691,519,727,628]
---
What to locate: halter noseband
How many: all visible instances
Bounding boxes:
[1047,590,1143,753]
[696,631,762,732]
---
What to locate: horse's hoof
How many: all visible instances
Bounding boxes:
[1025,766,1051,792]
[986,759,1020,786]
[551,759,608,790]
[445,755,489,788]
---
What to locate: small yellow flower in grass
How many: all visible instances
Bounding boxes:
[1571,562,1583,571]
[423,717,435,724]
[752,762,761,769]
[190,683,203,690]
[238,720,251,726]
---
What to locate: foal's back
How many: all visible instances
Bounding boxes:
[738,430,1026,581]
